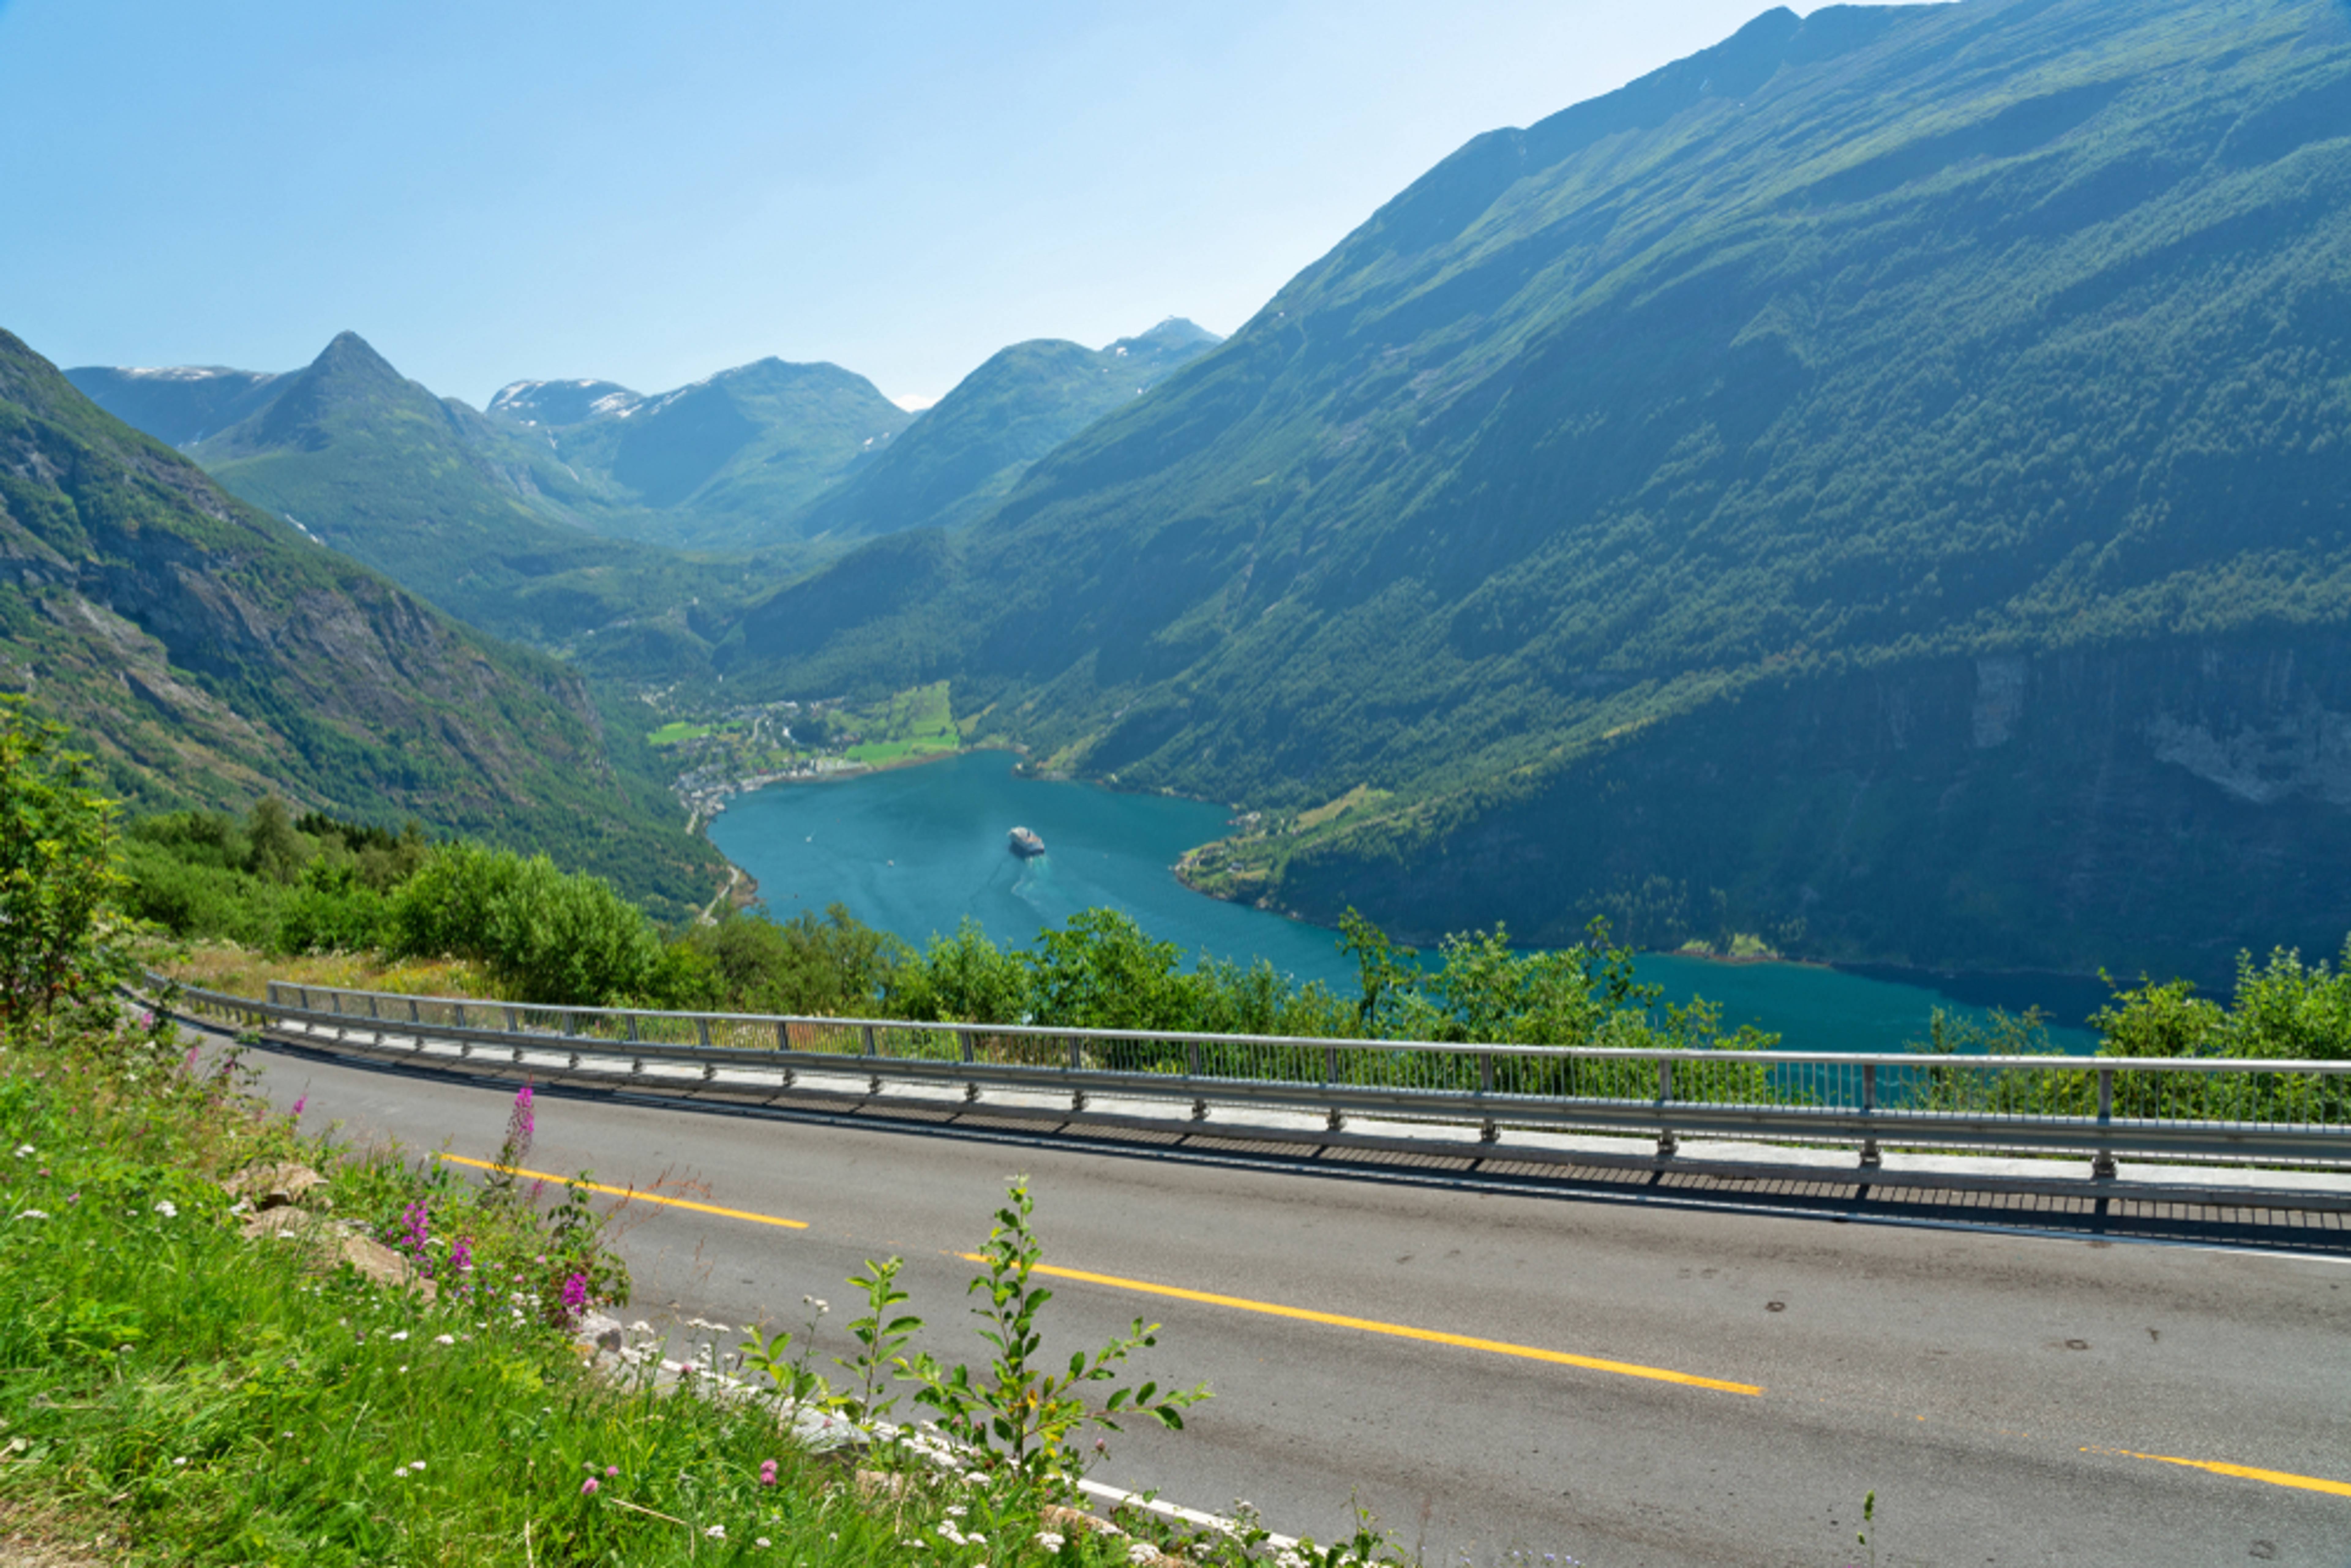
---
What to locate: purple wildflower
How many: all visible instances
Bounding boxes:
[581,1477,599,1495]
[759,1459,778,1487]
[291,1095,307,1118]
[391,1200,432,1275]
[180,1046,200,1076]
[501,1083,535,1169]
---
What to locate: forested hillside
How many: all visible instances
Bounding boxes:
[68,335,778,673]
[718,0,2351,983]
[788,320,1222,540]
[0,329,720,917]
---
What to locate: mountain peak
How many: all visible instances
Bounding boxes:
[487,377,643,427]
[309,331,402,383]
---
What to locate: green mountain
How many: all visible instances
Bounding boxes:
[0,329,720,917]
[720,0,2351,985]
[484,358,914,550]
[789,320,1223,540]
[71,334,768,673]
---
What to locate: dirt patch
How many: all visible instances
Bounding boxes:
[0,1506,112,1567]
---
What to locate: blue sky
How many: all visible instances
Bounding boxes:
[0,1,1935,409]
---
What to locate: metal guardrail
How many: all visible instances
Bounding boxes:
[151,973,2351,1178]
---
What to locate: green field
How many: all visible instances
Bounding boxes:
[845,680,960,765]
[647,720,716,746]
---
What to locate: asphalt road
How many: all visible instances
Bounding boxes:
[209,1028,2351,1568]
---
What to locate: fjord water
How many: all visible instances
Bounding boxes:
[710,751,2099,1053]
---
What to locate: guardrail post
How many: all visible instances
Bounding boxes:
[1479,1052,1497,1143]
[696,1017,713,1049]
[1859,1063,1882,1169]
[505,1005,519,1033]
[960,1032,981,1104]
[408,997,421,1025]
[865,1024,882,1097]
[625,1013,640,1044]
[452,1002,467,1030]
[2092,1067,2118,1179]
[1656,1060,1678,1158]
[1187,1040,1207,1121]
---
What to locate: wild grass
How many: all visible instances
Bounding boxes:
[0,1007,1399,1568]
[164,941,501,1004]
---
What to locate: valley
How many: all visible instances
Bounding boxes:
[27,0,2351,997]
[17,5,2351,1564]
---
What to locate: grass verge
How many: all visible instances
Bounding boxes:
[0,1003,1388,1568]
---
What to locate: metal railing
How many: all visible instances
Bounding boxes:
[148,973,2351,1178]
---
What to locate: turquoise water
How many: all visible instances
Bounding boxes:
[709,750,2099,1053]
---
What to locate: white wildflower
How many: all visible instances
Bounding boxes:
[12,1145,32,1158]
[1035,1533,1066,1553]
[946,1506,967,1518]
[1129,1544,1158,1566]
[153,1200,178,1219]
[16,1211,47,1221]
[388,1330,409,1342]
[433,1334,455,1345]
[705,1525,727,1541]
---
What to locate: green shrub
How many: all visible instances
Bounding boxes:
[0,696,127,1027]
[885,917,1032,1024]
[660,904,906,1016]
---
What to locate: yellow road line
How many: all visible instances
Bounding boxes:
[964,1254,1764,1396]
[2088,1446,2351,1498]
[433,1153,809,1230]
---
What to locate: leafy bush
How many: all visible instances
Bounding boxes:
[2094,942,2351,1062]
[0,696,127,1027]
[883,917,1031,1024]
[389,843,663,1006]
[658,904,906,1015]
[124,803,426,955]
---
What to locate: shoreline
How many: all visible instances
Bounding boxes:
[1654,948,1824,971]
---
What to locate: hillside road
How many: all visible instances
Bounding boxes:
[217,1031,2351,1567]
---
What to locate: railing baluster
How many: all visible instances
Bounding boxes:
[1859,1063,1880,1169]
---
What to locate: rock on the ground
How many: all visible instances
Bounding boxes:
[220,1162,327,1211]
[575,1312,625,1353]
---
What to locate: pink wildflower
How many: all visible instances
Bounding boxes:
[581,1477,599,1495]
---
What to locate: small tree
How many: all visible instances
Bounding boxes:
[902,1178,1207,1488]
[0,698,126,1028]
